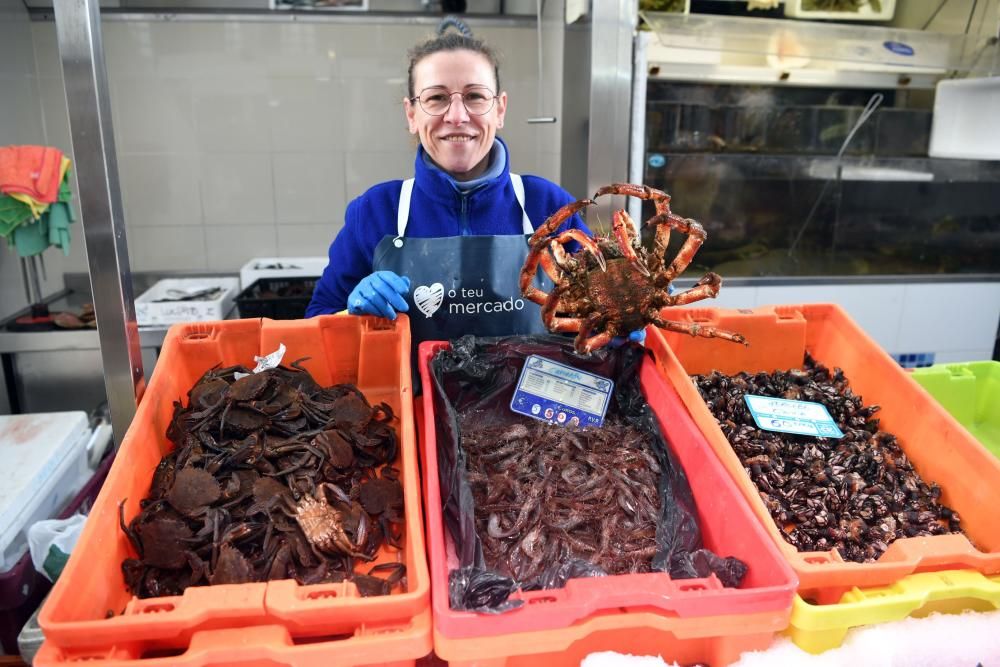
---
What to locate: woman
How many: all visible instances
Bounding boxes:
[306,29,591,345]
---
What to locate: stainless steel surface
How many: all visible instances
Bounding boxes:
[628,30,649,224]
[586,0,635,227]
[559,19,590,201]
[31,9,536,24]
[54,0,143,446]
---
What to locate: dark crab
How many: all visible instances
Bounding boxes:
[118,359,406,601]
[519,183,746,354]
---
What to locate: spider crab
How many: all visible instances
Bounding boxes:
[519,183,747,354]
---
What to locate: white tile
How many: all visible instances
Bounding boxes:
[103,22,158,79]
[755,283,905,351]
[333,24,428,81]
[36,76,73,155]
[475,26,539,90]
[931,349,995,364]
[897,282,1000,352]
[30,23,62,79]
[192,77,271,152]
[267,77,343,151]
[204,225,278,272]
[119,154,203,227]
[343,150,416,201]
[276,224,340,257]
[0,75,46,144]
[127,225,207,272]
[339,77,413,153]
[109,77,197,154]
[199,154,275,225]
[273,152,345,224]
[150,22,263,80]
[0,12,35,77]
[261,23,340,79]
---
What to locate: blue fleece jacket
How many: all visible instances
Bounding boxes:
[306,137,589,316]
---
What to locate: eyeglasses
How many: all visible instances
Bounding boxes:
[410,86,498,116]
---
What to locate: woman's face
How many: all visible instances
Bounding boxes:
[404,50,507,181]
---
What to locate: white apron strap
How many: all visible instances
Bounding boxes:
[394,178,416,247]
[509,173,533,234]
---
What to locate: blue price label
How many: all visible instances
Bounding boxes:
[510,355,614,428]
[743,394,845,439]
[883,41,915,56]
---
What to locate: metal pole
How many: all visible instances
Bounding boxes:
[587,0,636,228]
[53,0,143,447]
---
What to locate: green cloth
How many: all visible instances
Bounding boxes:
[0,194,32,237]
[4,168,75,257]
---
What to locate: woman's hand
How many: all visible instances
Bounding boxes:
[347,271,411,320]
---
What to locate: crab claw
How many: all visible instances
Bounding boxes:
[552,229,606,272]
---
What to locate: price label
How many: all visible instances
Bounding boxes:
[744,394,845,439]
[510,355,614,428]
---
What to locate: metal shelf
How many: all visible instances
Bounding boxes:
[641,12,999,80]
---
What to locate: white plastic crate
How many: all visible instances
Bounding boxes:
[239,257,327,290]
[929,77,1000,160]
[134,277,240,327]
[0,412,91,570]
[785,0,896,21]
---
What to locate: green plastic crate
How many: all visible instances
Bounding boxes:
[911,361,1000,459]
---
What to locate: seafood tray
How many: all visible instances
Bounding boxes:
[648,304,1000,603]
[911,362,1000,459]
[36,315,431,666]
[787,570,1000,653]
[135,278,240,327]
[235,277,317,320]
[418,340,797,666]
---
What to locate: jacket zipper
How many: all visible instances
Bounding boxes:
[459,192,470,236]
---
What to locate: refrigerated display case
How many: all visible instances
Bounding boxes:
[631,12,1000,365]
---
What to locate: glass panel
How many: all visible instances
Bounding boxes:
[642,82,1000,278]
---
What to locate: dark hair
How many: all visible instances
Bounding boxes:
[407,30,501,99]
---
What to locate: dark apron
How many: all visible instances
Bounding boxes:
[371,174,551,351]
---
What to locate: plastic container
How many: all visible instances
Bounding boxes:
[787,570,1000,653]
[37,315,430,665]
[784,0,896,21]
[929,76,1000,161]
[34,609,431,667]
[1,452,113,656]
[648,304,1000,603]
[235,277,318,320]
[239,257,328,291]
[0,412,91,571]
[134,278,240,327]
[911,362,1000,459]
[418,340,798,666]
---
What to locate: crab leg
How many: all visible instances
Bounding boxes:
[664,272,722,306]
[593,183,672,217]
[520,246,553,306]
[647,212,707,282]
[574,314,614,355]
[528,199,594,247]
[541,287,586,332]
[650,314,748,346]
[538,251,563,284]
[612,210,650,277]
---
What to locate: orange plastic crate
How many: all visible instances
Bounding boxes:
[34,609,430,667]
[37,315,431,663]
[419,340,798,666]
[648,303,1000,603]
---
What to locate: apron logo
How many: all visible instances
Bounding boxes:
[413,282,444,318]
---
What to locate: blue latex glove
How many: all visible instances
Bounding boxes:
[347,271,411,320]
[609,328,647,348]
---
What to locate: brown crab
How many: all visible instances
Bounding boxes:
[519,183,747,354]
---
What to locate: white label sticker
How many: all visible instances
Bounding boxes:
[744,394,845,439]
[510,355,614,427]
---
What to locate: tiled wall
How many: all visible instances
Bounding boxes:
[28,12,565,275]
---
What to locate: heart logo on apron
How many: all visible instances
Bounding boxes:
[413,282,444,318]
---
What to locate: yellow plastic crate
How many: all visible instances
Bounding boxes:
[788,570,1000,654]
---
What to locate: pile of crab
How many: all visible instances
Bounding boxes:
[119,360,406,599]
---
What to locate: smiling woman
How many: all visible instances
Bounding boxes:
[306,22,592,353]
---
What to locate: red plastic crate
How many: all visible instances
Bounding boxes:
[648,304,1000,603]
[37,315,430,663]
[418,340,798,666]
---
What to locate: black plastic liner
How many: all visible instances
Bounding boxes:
[428,334,747,613]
